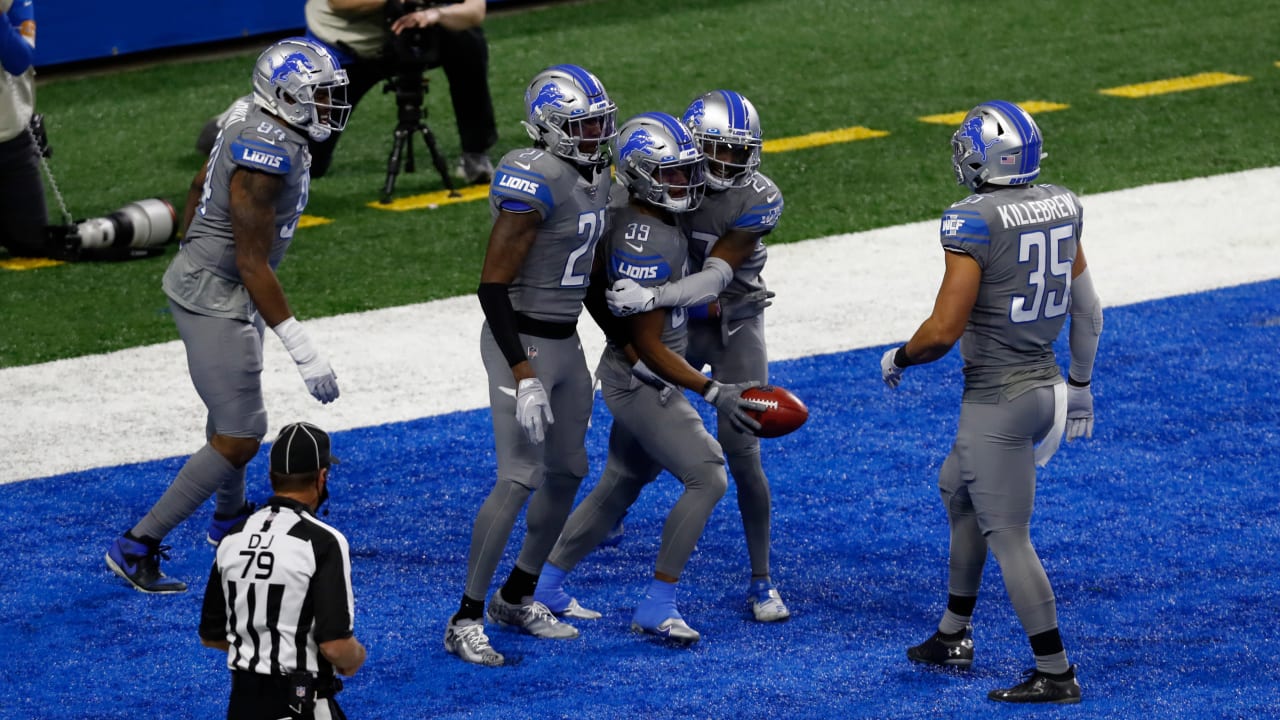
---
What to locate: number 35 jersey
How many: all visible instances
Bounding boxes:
[940,183,1084,402]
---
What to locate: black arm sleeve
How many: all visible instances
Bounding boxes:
[477,282,527,367]
[584,266,631,347]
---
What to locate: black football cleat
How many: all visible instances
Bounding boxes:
[907,627,974,668]
[988,666,1082,704]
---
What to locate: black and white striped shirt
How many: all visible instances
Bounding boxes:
[199,497,355,678]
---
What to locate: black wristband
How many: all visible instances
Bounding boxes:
[893,346,914,368]
[1068,376,1091,388]
[701,379,716,398]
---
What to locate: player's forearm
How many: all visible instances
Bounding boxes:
[633,332,706,392]
[238,259,293,328]
[902,318,960,366]
[1067,267,1103,383]
[652,257,734,309]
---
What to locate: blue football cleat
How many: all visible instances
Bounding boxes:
[631,596,700,644]
[207,502,255,546]
[105,535,187,594]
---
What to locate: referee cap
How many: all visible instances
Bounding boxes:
[270,422,341,474]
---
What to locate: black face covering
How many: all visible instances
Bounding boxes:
[317,474,331,517]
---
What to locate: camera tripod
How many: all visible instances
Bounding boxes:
[379,66,459,204]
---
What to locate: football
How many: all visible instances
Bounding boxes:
[741,385,809,438]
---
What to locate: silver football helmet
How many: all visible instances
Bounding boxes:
[613,112,706,213]
[951,100,1046,190]
[521,64,617,168]
[252,38,350,142]
[681,90,763,191]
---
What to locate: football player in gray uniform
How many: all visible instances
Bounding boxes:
[105,38,349,594]
[605,90,790,622]
[443,64,617,667]
[881,100,1102,704]
[532,112,765,645]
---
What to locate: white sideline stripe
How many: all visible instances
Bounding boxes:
[2,167,1278,484]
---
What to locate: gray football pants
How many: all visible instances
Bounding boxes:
[687,311,774,580]
[938,383,1063,637]
[464,324,592,602]
[548,376,726,581]
[131,303,262,541]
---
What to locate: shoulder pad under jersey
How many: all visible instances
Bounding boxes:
[490,148,567,216]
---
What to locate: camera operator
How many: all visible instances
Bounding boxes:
[0,0,47,257]
[305,0,496,182]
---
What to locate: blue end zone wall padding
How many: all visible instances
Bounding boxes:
[0,279,1276,718]
[33,0,524,67]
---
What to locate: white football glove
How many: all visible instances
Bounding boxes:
[1065,383,1094,441]
[606,278,656,317]
[702,380,765,434]
[272,317,340,404]
[881,347,905,389]
[631,359,674,405]
[516,378,554,444]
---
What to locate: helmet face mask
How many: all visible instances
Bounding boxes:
[951,100,1045,191]
[252,38,351,142]
[521,64,617,167]
[682,90,762,191]
[613,112,706,213]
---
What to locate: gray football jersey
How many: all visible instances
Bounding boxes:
[683,172,783,300]
[596,204,691,388]
[940,183,1084,402]
[488,148,612,323]
[163,97,311,321]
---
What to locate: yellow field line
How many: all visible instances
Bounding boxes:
[1099,72,1250,98]
[298,215,332,229]
[0,256,65,271]
[368,183,492,212]
[761,126,889,153]
[918,101,1070,126]
[369,125,890,212]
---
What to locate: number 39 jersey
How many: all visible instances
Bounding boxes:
[939,183,1084,402]
[489,148,612,324]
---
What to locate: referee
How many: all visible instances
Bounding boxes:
[200,422,367,720]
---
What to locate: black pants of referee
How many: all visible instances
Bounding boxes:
[228,670,347,720]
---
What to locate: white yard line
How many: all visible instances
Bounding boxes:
[3,167,1278,484]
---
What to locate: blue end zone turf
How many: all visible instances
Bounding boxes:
[0,280,1277,718]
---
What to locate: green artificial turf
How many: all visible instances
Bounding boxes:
[2,0,1277,366]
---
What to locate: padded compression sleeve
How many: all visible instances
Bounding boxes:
[652,256,734,309]
[477,282,526,367]
[1068,267,1103,383]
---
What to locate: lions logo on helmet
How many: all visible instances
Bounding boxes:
[681,90,763,191]
[520,64,617,168]
[252,38,351,142]
[951,101,1046,190]
[613,112,706,213]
